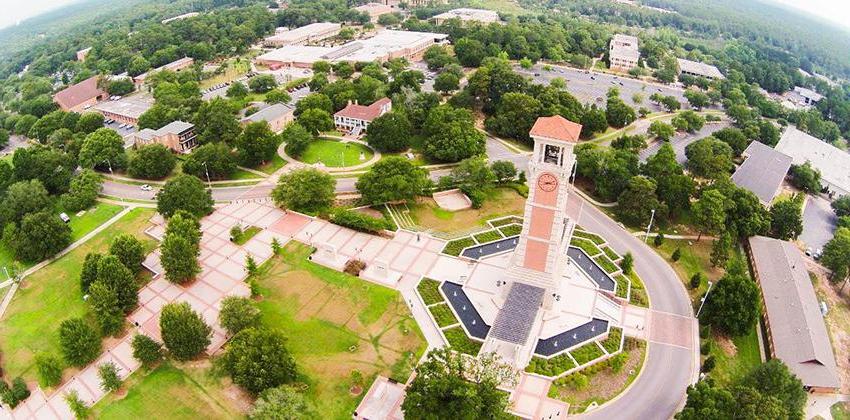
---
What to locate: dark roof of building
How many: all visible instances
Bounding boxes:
[731,141,792,205]
[489,282,544,345]
[241,103,294,124]
[749,236,840,389]
[53,76,105,110]
[529,115,582,143]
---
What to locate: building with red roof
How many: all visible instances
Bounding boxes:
[529,115,582,143]
[52,76,107,112]
[333,98,392,135]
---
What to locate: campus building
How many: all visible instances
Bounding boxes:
[125,120,197,153]
[677,58,725,80]
[133,57,195,86]
[333,98,391,135]
[263,22,342,47]
[355,3,395,22]
[241,103,295,133]
[731,141,792,206]
[52,75,107,113]
[93,93,154,126]
[256,30,448,69]
[608,34,640,71]
[747,236,840,393]
[432,8,500,25]
[775,125,850,197]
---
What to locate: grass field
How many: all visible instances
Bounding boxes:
[654,239,722,302]
[68,203,124,241]
[252,242,426,419]
[707,325,762,386]
[92,363,246,419]
[0,207,157,382]
[296,139,374,168]
[409,188,526,235]
[254,154,286,175]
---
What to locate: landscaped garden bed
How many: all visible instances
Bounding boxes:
[473,229,503,244]
[613,274,630,299]
[417,278,445,305]
[442,237,475,256]
[600,328,623,354]
[489,216,523,227]
[573,230,606,245]
[526,353,578,377]
[627,271,649,307]
[570,342,606,365]
[498,224,522,237]
[428,303,459,328]
[601,246,620,262]
[442,327,482,355]
[571,237,602,257]
[593,254,620,274]
[231,225,261,245]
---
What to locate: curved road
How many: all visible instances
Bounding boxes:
[101,138,698,419]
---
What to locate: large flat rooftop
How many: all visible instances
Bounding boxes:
[93,93,154,119]
[731,140,792,205]
[775,125,850,196]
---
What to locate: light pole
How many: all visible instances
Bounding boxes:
[202,161,212,189]
[103,159,124,203]
[644,209,656,243]
[696,281,714,318]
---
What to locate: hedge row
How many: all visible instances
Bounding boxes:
[330,209,391,234]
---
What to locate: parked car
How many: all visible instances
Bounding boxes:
[140,184,153,192]
[59,213,71,223]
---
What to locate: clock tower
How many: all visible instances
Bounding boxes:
[506,115,582,308]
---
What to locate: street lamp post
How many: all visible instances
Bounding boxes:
[696,281,714,318]
[103,159,124,203]
[202,161,212,189]
[644,209,656,243]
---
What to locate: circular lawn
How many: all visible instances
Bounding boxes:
[293,139,374,168]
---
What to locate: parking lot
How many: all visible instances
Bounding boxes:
[515,64,690,110]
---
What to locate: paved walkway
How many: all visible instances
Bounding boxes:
[806,393,849,420]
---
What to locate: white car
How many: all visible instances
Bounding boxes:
[140,184,153,192]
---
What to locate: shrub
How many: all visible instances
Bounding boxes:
[131,334,163,365]
[620,253,634,275]
[35,353,63,388]
[653,232,664,247]
[671,248,681,262]
[699,324,710,339]
[330,208,389,234]
[690,273,703,289]
[219,296,261,336]
[0,377,30,408]
[64,389,89,419]
[700,341,711,355]
[160,302,212,361]
[702,355,716,372]
[58,318,101,367]
[609,352,628,373]
[343,259,366,276]
[98,362,122,392]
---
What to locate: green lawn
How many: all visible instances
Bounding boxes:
[252,242,426,419]
[410,188,526,235]
[0,208,157,382]
[92,363,243,419]
[832,402,850,420]
[707,325,762,386]
[296,139,373,167]
[233,226,261,245]
[67,203,125,241]
[230,167,264,180]
[254,153,286,175]
[654,239,723,303]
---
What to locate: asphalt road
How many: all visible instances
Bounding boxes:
[565,195,697,420]
[516,63,689,110]
[801,195,837,251]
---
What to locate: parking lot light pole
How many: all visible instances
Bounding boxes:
[696,281,714,318]
[103,159,124,203]
[644,209,656,243]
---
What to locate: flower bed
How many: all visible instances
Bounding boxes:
[614,274,630,299]
[593,254,620,274]
[489,216,523,227]
[526,353,578,377]
[601,246,620,262]
[417,278,444,305]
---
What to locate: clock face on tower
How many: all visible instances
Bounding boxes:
[537,173,558,192]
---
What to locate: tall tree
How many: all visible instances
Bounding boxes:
[356,157,429,205]
[272,168,336,213]
[194,98,241,145]
[156,174,213,218]
[236,121,278,168]
[219,327,297,395]
[769,195,803,240]
[365,111,412,153]
[422,105,485,163]
[159,302,211,361]
[692,190,729,240]
[78,128,127,171]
